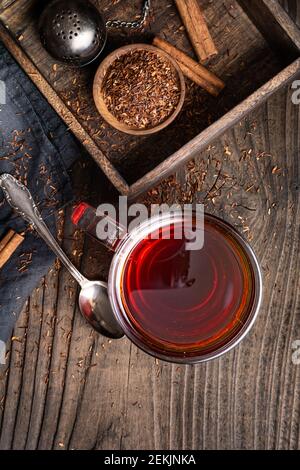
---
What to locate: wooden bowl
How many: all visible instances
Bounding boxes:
[93,44,186,136]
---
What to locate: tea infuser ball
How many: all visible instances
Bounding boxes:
[39,0,107,67]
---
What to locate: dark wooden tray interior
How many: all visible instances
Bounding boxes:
[0,0,294,184]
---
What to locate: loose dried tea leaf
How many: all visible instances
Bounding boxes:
[102,50,181,130]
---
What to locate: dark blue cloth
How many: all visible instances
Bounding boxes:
[0,42,79,348]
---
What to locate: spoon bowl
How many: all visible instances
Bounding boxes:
[79,280,124,338]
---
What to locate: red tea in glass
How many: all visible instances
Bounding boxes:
[73,206,262,363]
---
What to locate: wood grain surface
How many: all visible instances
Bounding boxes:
[0,1,299,450]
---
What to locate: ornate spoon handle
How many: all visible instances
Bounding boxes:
[0,173,86,287]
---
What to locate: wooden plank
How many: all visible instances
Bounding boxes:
[0,0,17,13]
[128,57,300,199]
[279,0,300,27]
[239,0,300,59]
[0,302,29,449]
[24,252,60,449]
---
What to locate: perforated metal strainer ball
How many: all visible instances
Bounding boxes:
[39,0,107,67]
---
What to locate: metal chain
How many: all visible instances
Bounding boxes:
[106,0,151,30]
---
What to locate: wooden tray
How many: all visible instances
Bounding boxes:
[0,0,300,199]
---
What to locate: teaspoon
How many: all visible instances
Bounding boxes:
[0,174,124,339]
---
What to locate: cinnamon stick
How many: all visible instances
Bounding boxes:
[0,231,24,270]
[174,0,217,61]
[153,36,224,95]
[0,229,15,252]
[188,0,218,58]
[177,62,219,97]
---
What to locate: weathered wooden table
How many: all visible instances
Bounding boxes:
[0,1,299,450]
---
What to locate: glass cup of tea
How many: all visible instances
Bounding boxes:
[72,204,262,364]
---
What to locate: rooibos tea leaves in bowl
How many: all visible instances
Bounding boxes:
[93,44,186,135]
